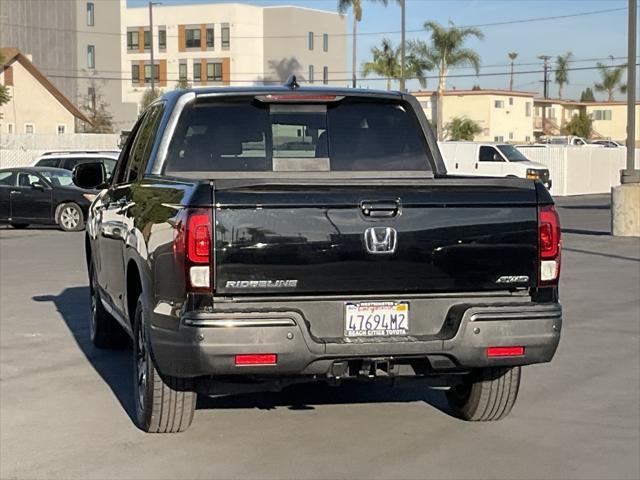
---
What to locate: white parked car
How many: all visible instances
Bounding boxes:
[590,139,623,148]
[540,135,602,147]
[438,142,552,189]
[34,151,120,181]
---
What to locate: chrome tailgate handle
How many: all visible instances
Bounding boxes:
[360,199,401,218]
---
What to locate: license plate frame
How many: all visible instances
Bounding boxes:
[344,301,409,337]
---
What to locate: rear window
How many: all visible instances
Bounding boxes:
[164,98,432,174]
[36,158,60,168]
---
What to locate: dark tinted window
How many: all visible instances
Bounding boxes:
[497,145,529,162]
[123,104,165,183]
[36,158,60,168]
[479,146,502,162]
[0,171,16,186]
[165,99,432,173]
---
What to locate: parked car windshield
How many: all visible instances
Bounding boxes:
[164,97,433,174]
[40,170,74,187]
[498,145,529,162]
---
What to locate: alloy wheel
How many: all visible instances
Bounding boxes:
[135,320,148,412]
[60,206,80,230]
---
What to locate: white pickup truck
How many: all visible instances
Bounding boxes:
[438,141,552,189]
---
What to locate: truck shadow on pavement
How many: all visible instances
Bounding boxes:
[34,286,452,421]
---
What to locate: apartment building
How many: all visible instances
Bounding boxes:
[0,0,137,131]
[534,98,640,143]
[413,89,535,143]
[122,3,347,108]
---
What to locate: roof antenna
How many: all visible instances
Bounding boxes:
[284,75,300,90]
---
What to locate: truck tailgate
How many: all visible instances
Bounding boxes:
[213,181,539,295]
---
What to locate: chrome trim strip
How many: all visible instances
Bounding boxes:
[470,309,562,322]
[182,318,296,328]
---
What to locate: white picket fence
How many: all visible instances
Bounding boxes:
[0,134,120,168]
[517,146,640,196]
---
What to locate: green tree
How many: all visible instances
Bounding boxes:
[140,88,162,110]
[580,87,596,102]
[594,62,627,101]
[507,52,518,91]
[174,78,190,90]
[422,20,484,140]
[80,77,113,133]
[562,111,592,138]
[554,51,572,99]
[445,116,482,141]
[404,39,434,89]
[0,53,11,116]
[337,0,388,88]
[362,39,400,90]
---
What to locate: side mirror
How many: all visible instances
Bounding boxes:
[73,162,106,190]
[31,181,48,191]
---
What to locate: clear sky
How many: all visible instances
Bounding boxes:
[128,0,636,100]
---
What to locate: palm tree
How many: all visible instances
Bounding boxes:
[405,39,434,89]
[554,51,572,99]
[594,62,627,101]
[338,0,388,88]
[507,52,518,91]
[423,20,484,140]
[361,39,399,90]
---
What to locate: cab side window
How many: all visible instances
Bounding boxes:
[0,171,16,186]
[124,104,165,183]
[17,172,41,187]
[479,146,502,162]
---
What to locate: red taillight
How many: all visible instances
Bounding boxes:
[487,346,525,357]
[174,209,213,291]
[235,354,277,365]
[187,213,211,264]
[538,205,561,285]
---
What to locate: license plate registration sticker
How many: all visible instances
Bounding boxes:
[344,301,409,337]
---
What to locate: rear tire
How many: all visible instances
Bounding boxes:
[447,367,521,421]
[132,295,196,433]
[10,223,29,229]
[56,202,84,232]
[89,262,129,349]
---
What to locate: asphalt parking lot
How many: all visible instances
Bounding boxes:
[1,194,638,480]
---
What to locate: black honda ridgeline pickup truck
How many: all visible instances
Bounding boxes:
[74,83,562,433]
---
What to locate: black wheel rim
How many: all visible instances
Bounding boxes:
[135,319,148,412]
[89,286,97,341]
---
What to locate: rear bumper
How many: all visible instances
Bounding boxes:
[149,301,562,378]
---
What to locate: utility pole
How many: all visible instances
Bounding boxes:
[149,1,156,94]
[611,0,639,236]
[538,55,551,135]
[399,0,405,92]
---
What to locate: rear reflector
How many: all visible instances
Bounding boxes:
[235,354,277,365]
[487,346,525,357]
[189,266,210,288]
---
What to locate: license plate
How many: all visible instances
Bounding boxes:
[344,301,409,337]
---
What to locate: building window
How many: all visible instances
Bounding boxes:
[323,66,328,85]
[159,27,166,51]
[494,100,504,109]
[509,97,514,106]
[308,65,314,83]
[127,30,139,51]
[144,29,151,50]
[548,108,556,119]
[534,106,541,117]
[221,24,230,49]
[193,61,202,82]
[206,26,214,48]
[525,136,531,142]
[509,132,514,140]
[323,33,328,52]
[7,123,14,134]
[88,86,96,111]
[593,109,612,121]
[24,123,35,134]
[87,45,95,68]
[86,2,94,26]
[132,64,140,85]
[494,135,504,142]
[57,124,66,135]
[144,64,159,84]
[207,62,222,82]
[308,32,314,50]
[179,62,187,81]
[525,102,532,117]
[186,27,201,48]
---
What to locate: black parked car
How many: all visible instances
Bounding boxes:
[0,167,96,231]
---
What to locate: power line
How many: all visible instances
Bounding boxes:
[0,6,628,39]
[44,62,638,84]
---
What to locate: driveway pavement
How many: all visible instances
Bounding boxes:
[1,194,638,479]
